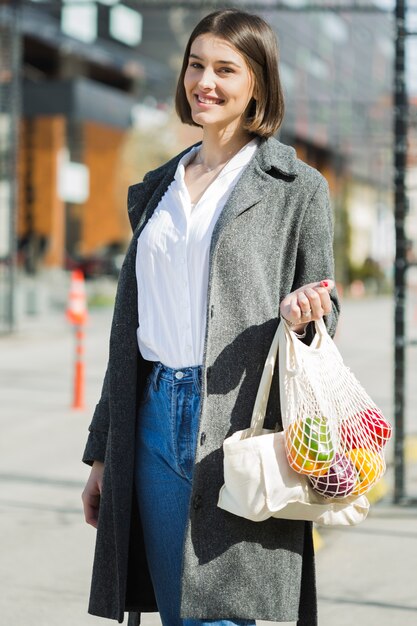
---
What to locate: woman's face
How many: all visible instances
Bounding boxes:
[183,34,255,134]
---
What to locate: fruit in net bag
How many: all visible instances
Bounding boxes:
[309,453,356,498]
[286,416,334,476]
[346,447,385,495]
[341,408,392,450]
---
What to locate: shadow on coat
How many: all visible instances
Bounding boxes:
[189,319,306,566]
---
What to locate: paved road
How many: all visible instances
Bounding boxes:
[0,295,416,626]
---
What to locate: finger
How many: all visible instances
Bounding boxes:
[317,279,334,292]
[288,298,302,320]
[83,479,101,497]
[82,489,100,503]
[84,505,99,527]
[297,292,312,318]
[297,279,334,293]
[85,509,99,529]
[279,294,290,317]
[312,287,332,315]
[304,288,324,319]
[280,295,301,320]
[82,492,100,527]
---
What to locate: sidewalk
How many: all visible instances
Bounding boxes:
[0,295,416,626]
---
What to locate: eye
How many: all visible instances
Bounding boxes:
[218,67,234,74]
[189,62,203,69]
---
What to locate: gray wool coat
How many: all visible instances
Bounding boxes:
[82,135,340,626]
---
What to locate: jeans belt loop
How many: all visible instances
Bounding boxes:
[153,362,163,392]
[193,366,201,393]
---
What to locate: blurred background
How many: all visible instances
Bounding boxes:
[1,0,417,625]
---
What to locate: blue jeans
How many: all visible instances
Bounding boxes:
[134,361,255,626]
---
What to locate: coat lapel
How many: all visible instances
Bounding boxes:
[117,151,190,326]
[120,136,299,326]
[125,160,183,276]
[134,162,181,236]
[208,137,299,261]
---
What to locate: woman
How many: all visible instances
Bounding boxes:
[82,9,339,626]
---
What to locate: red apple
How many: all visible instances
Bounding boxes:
[340,409,392,450]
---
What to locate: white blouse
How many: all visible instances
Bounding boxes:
[135,138,260,368]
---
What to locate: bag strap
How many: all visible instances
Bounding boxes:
[249,318,330,436]
[286,316,329,368]
[249,321,282,436]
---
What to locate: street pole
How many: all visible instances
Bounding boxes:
[0,0,21,333]
[393,0,408,504]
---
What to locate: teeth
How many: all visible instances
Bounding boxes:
[198,96,222,104]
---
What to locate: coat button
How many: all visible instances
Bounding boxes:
[193,494,202,510]
[210,305,214,318]
[200,432,206,446]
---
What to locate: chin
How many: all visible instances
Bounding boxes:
[191,112,216,125]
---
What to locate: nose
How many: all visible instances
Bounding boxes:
[198,68,216,90]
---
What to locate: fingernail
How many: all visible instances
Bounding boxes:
[321,280,329,288]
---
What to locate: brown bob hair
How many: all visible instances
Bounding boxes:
[175,9,285,138]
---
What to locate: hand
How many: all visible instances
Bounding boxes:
[82,460,104,529]
[280,279,334,329]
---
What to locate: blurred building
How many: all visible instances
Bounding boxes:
[1,1,398,290]
[14,0,172,274]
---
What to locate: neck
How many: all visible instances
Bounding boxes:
[197,127,253,170]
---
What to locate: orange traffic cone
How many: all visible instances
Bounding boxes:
[66,269,88,326]
[66,270,88,410]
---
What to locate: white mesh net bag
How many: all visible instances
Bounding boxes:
[279,318,392,499]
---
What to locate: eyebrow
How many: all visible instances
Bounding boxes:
[189,53,241,67]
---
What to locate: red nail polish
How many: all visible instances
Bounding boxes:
[321,280,329,288]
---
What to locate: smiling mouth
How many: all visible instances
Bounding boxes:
[195,94,225,105]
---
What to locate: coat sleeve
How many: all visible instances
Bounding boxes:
[82,365,110,466]
[82,174,157,464]
[291,175,341,340]
[81,174,155,466]
[81,175,156,466]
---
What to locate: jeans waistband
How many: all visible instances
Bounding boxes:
[149,360,202,390]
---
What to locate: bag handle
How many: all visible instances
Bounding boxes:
[249,318,330,436]
[249,321,282,436]
[284,316,331,376]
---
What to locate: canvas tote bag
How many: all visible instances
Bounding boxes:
[218,320,372,527]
